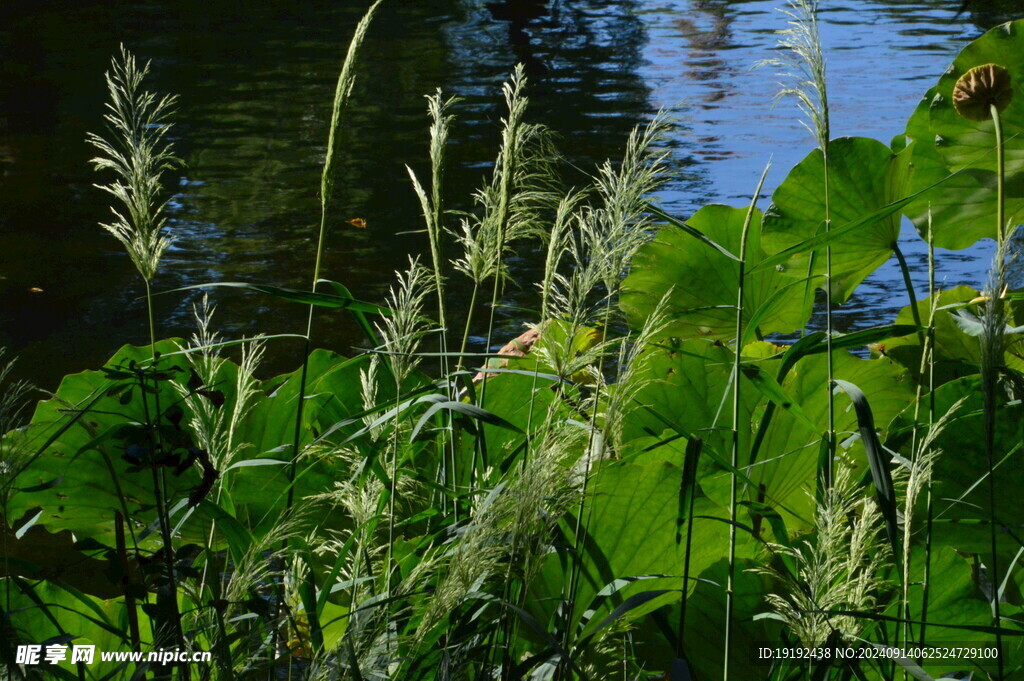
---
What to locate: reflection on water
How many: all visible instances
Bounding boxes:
[0,0,1012,387]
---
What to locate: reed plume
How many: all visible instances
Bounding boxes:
[87,45,180,285]
[755,468,891,647]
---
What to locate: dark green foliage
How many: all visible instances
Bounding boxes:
[6,15,1024,681]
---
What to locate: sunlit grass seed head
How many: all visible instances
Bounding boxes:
[953,63,1012,121]
[591,111,673,288]
[758,0,829,151]
[451,65,558,287]
[979,224,1020,384]
[755,467,891,647]
[374,255,434,386]
[87,45,181,283]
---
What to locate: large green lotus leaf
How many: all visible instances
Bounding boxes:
[899,20,1024,248]
[621,204,812,340]
[880,285,1024,387]
[6,341,203,546]
[527,460,757,661]
[479,360,562,466]
[707,351,915,531]
[620,338,770,470]
[6,343,377,544]
[221,350,389,533]
[1,520,126,599]
[672,559,775,681]
[891,376,1024,565]
[894,546,1023,675]
[761,136,908,303]
[233,349,373,461]
[2,580,137,680]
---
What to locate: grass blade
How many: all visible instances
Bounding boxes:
[833,379,900,566]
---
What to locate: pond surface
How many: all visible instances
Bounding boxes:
[1,0,1017,388]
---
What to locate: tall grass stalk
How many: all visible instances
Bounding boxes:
[87,46,189,670]
[489,190,589,674]
[754,467,890,648]
[408,91,460,515]
[522,189,587,456]
[556,115,672,677]
[374,257,432,597]
[87,45,181,351]
[916,210,937,658]
[904,210,937,652]
[724,163,770,681]
[407,90,459,371]
[276,1,382,669]
[175,296,266,660]
[979,227,1017,679]
[287,0,383,514]
[760,0,835,487]
[451,64,553,487]
[481,65,534,383]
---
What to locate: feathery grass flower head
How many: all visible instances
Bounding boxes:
[953,63,1012,121]
[754,466,891,647]
[450,65,557,286]
[375,256,433,386]
[758,0,829,151]
[88,45,181,282]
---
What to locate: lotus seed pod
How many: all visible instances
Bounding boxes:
[952,63,1012,121]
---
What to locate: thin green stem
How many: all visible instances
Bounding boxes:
[823,149,835,491]
[917,210,936,661]
[901,238,931,652]
[144,280,157,351]
[993,104,1006,244]
[559,297,616,678]
[142,278,189,679]
[724,164,769,681]
[424,96,456,515]
[278,5,382,669]
[456,285,480,376]
[137,369,186,679]
[986,102,1006,680]
[893,242,924,347]
[458,284,480,505]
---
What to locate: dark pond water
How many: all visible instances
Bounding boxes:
[1,0,1018,389]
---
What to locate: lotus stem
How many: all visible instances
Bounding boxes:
[951,61,1014,678]
[984,102,1006,678]
[892,242,925,346]
[993,103,1006,244]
